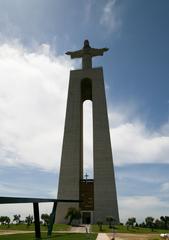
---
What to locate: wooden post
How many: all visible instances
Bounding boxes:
[33,202,41,239]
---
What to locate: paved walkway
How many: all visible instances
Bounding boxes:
[113,238,125,240]
[70,226,86,233]
[96,233,110,240]
[107,233,160,240]
[70,224,90,233]
[0,230,34,235]
[96,233,125,240]
[115,238,125,240]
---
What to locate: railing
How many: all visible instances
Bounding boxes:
[0,196,80,239]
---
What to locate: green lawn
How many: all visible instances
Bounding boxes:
[0,233,97,240]
[0,224,167,239]
[149,239,161,240]
[0,224,70,231]
[91,224,167,234]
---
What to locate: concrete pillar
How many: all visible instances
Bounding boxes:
[55,68,119,224]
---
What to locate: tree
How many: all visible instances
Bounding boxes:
[139,222,146,228]
[13,214,21,224]
[160,216,169,229]
[154,219,163,229]
[106,216,116,228]
[126,217,136,229]
[0,216,10,227]
[25,215,33,227]
[135,223,138,227]
[97,221,103,231]
[65,207,81,225]
[0,216,5,225]
[41,214,50,226]
[5,216,10,227]
[145,217,154,231]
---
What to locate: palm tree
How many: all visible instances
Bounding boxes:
[13,214,21,224]
[5,216,10,228]
[41,214,50,226]
[0,216,10,226]
[25,215,33,227]
[126,217,136,229]
[65,207,81,225]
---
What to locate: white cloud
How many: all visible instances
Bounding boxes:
[0,183,20,195]
[119,196,168,222]
[160,121,169,136]
[161,182,169,192]
[0,42,72,171]
[100,0,122,33]
[84,0,94,23]
[0,15,21,41]
[0,41,169,175]
[110,110,169,166]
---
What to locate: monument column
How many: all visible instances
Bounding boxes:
[55,40,119,224]
[92,68,119,222]
[55,73,82,223]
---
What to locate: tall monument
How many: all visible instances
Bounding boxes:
[56,40,119,224]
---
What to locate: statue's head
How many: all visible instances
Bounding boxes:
[83,39,90,49]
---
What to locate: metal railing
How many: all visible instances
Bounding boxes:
[0,196,80,239]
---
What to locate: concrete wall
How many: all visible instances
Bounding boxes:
[55,68,119,224]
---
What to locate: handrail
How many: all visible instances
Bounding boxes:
[0,196,81,239]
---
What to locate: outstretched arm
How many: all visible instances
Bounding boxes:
[65,50,83,59]
[90,48,109,57]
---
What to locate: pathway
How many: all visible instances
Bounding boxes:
[96,233,110,240]
[70,224,90,233]
[107,233,160,240]
[0,230,34,235]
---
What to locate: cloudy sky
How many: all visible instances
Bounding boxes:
[0,0,169,223]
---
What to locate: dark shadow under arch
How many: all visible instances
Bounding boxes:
[81,78,92,102]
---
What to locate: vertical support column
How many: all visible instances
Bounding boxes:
[92,68,119,223]
[33,202,41,239]
[48,202,57,237]
[56,70,82,223]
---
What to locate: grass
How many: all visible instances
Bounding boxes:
[91,224,167,234]
[0,233,97,240]
[149,239,161,240]
[0,224,167,240]
[0,224,70,231]
[0,223,167,234]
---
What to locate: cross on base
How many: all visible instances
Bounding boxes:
[85,173,89,181]
[84,173,89,184]
[66,40,109,69]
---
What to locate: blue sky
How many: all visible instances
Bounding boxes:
[0,0,169,223]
